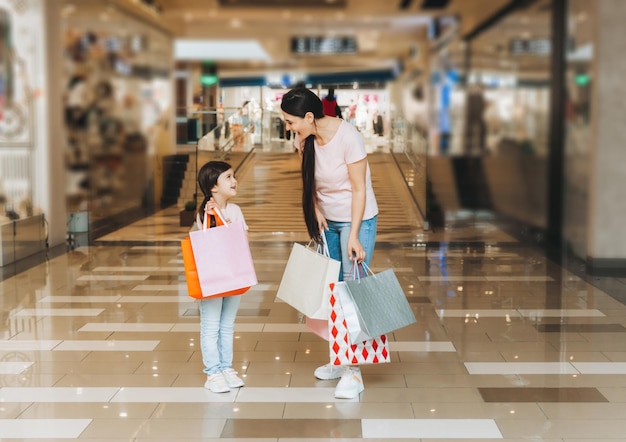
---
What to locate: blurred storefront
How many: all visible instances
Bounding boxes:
[420,0,626,275]
[61,0,174,240]
[423,1,554,236]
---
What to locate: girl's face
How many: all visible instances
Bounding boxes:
[282,111,315,139]
[211,168,237,199]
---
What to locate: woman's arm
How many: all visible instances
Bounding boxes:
[347,158,367,262]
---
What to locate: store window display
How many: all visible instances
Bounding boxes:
[61,2,172,228]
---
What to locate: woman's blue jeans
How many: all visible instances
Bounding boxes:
[324,216,377,281]
[199,295,241,375]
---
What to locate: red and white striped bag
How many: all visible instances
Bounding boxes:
[328,282,391,366]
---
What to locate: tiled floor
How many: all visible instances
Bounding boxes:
[2,143,626,440]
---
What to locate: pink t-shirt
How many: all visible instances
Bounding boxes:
[297,120,378,222]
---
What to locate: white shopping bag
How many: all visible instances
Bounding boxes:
[276,233,340,319]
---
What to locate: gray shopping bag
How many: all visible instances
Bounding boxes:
[343,265,416,339]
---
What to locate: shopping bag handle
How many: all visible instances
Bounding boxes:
[319,230,331,257]
[347,261,372,283]
[309,230,331,257]
[202,206,228,231]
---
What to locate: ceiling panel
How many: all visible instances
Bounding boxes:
[111,0,530,76]
[217,0,347,8]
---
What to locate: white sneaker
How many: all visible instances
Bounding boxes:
[222,368,244,388]
[204,373,230,393]
[334,367,364,399]
[314,363,343,380]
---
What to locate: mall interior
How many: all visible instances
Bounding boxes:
[1,0,626,439]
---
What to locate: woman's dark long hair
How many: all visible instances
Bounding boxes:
[280,87,325,243]
[196,160,232,224]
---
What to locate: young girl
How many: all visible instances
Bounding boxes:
[193,160,247,393]
[281,87,378,399]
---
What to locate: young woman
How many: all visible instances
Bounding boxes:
[193,161,247,393]
[281,87,378,399]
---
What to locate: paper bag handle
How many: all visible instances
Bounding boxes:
[347,261,372,283]
[202,206,228,230]
[309,230,331,257]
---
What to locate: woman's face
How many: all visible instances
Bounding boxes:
[282,111,314,139]
[211,168,237,199]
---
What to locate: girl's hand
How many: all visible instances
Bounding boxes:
[204,198,217,215]
[348,237,366,263]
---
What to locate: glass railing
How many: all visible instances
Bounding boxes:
[390,115,429,226]
[174,102,261,211]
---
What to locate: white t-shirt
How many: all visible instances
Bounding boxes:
[193,202,248,231]
[296,120,378,222]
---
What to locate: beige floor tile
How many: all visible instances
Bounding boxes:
[254,340,329,352]
[0,373,65,387]
[0,403,31,418]
[360,387,483,403]
[53,373,179,387]
[167,374,206,387]
[28,361,142,375]
[235,373,292,387]
[284,402,415,419]
[18,402,158,419]
[286,372,336,388]
[539,402,626,419]
[598,386,626,401]
[81,417,226,439]
[515,350,612,362]
[243,361,320,375]
[422,439,562,442]
[394,352,461,363]
[412,402,546,419]
[601,351,626,362]
[497,418,626,439]
[454,350,507,362]
[229,350,297,362]
[361,373,408,388]
[220,418,361,438]
[405,374,519,388]
[133,361,203,375]
[81,350,195,363]
[152,402,285,419]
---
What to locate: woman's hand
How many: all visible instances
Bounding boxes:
[315,207,328,233]
[348,236,366,263]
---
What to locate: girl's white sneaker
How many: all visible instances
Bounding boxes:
[204,373,230,393]
[222,368,244,388]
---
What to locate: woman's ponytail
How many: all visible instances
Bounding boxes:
[301,134,321,243]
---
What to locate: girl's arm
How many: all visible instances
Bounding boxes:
[346,157,367,262]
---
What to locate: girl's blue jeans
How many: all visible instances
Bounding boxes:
[199,295,241,375]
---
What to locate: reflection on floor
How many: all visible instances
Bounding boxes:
[2,148,626,440]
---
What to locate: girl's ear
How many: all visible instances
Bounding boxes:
[305,111,315,123]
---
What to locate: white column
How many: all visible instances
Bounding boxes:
[587,0,626,266]
[33,0,66,248]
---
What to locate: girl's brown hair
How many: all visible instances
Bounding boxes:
[196,160,232,224]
